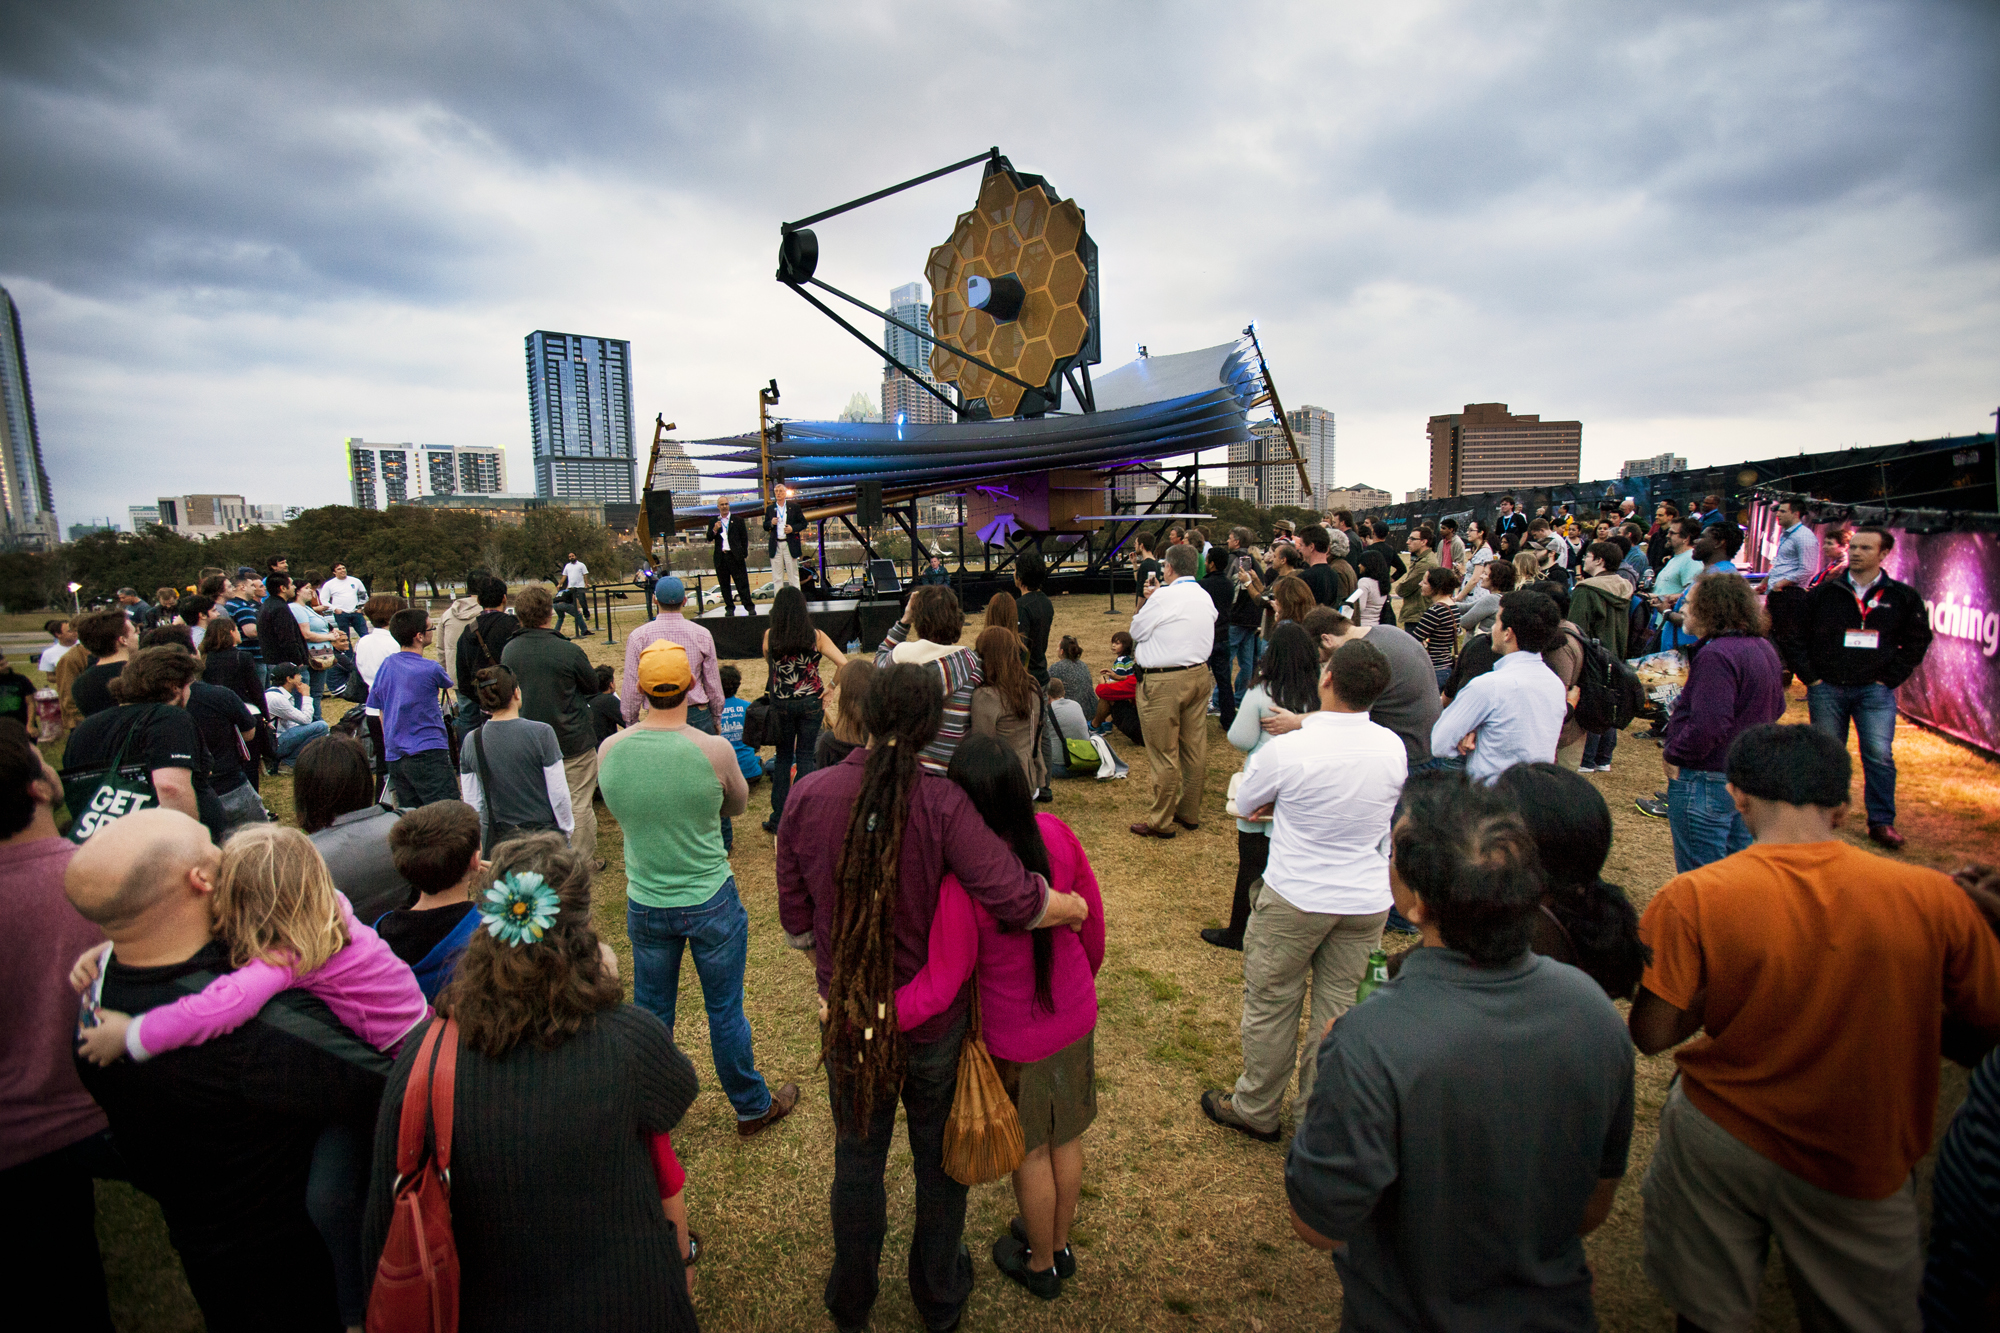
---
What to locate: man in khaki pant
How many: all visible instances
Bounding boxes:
[1201,640,1407,1141]
[1126,543,1217,839]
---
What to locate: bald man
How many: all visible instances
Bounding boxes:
[68,811,388,1333]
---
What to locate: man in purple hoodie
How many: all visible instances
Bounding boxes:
[1660,574,1786,872]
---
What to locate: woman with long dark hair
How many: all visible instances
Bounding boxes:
[895,734,1105,1300]
[1345,549,1391,627]
[970,624,1048,795]
[773,664,1088,1332]
[1207,623,1322,951]
[295,733,413,923]
[362,834,701,1331]
[760,584,847,832]
[199,616,263,714]
[1490,764,1652,1000]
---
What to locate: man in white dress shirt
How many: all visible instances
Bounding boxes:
[765,487,803,591]
[1128,543,1217,839]
[1202,637,1406,1142]
[1430,590,1568,783]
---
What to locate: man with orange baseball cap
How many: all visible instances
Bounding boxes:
[598,642,799,1136]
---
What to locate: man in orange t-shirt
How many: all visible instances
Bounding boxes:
[1630,723,2000,1333]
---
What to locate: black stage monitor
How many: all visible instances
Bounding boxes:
[857,480,884,528]
[865,559,902,595]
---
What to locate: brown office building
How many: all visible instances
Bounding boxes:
[1426,403,1581,500]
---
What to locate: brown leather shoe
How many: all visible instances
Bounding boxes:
[1172,816,1201,831]
[737,1080,800,1138]
[1129,822,1175,839]
[1868,823,1906,850]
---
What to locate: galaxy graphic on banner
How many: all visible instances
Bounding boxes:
[1748,501,2000,757]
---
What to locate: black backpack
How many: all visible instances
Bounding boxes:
[1566,628,1646,733]
[739,693,778,749]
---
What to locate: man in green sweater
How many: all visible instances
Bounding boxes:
[501,585,602,866]
[1569,542,1637,773]
[1570,542,1635,659]
[1392,528,1443,629]
[599,640,799,1137]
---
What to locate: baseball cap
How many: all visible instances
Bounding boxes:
[638,641,693,699]
[654,576,686,605]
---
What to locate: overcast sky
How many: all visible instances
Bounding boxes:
[3,0,1996,527]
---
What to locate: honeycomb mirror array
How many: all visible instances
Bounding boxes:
[925,172,1092,418]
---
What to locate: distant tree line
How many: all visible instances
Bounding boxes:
[0,503,625,612]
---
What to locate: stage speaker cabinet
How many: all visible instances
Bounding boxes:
[856,480,884,528]
[865,558,902,595]
[644,490,674,540]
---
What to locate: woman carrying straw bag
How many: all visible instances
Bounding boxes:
[896,734,1106,1302]
[774,664,1090,1333]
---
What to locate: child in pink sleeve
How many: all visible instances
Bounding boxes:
[69,824,426,1331]
[121,891,425,1062]
[76,879,426,1069]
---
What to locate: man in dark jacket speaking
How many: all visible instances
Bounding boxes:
[1787,525,1933,850]
[705,495,755,616]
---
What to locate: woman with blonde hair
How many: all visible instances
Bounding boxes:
[71,823,427,1329]
[815,657,876,768]
[364,834,702,1330]
[971,624,1049,797]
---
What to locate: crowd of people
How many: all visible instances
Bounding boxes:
[4,491,1995,1333]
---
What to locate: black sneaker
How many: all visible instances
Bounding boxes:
[992,1234,1061,1300]
[1633,796,1670,819]
[1200,927,1244,952]
[1009,1217,1077,1279]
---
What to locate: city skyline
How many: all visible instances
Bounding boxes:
[4,4,1995,527]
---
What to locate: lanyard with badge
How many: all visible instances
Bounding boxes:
[1845,580,1884,651]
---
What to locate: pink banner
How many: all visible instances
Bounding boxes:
[1746,500,2000,757]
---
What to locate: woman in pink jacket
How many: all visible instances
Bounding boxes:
[897,733,1105,1302]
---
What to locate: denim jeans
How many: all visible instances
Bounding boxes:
[770,696,823,824]
[826,1007,972,1332]
[332,610,368,644]
[626,879,773,1121]
[387,747,457,808]
[1807,681,1899,826]
[272,720,330,762]
[306,667,326,720]
[1228,624,1262,696]
[1583,728,1618,769]
[554,596,589,636]
[1668,769,1752,874]
[454,693,483,737]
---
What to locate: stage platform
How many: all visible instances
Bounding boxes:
[698,597,905,660]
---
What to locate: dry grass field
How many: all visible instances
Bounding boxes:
[34,590,1999,1332]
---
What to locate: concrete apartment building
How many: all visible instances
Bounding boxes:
[1427,403,1581,500]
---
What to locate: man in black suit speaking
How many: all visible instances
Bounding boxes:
[706,495,755,616]
[765,485,803,592]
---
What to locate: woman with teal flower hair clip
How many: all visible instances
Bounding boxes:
[479,870,563,947]
[361,834,704,1329]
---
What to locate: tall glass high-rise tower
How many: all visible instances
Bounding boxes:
[0,286,58,551]
[526,331,636,502]
[882,283,953,427]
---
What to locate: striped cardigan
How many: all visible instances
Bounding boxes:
[876,623,983,773]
